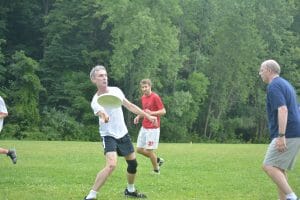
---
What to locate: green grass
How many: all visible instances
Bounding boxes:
[0,141,300,200]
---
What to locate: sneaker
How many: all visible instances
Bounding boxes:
[157,157,164,167]
[152,169,160,175]
[83,196,96,200]
[7,149,17,164]
[124,188,147,198]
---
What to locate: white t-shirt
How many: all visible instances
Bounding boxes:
[0,96,8,132]
[91,87,128,139]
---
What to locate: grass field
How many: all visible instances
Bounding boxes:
[0,140,300,200]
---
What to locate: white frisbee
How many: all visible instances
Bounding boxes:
[97,93,123,108]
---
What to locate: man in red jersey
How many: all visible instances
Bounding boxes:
[134,79,166,174]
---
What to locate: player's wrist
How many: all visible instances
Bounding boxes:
[278,133,285,137]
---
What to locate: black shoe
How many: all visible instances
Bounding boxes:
[157,157,164,167]
[152,169,160,175]
[7,149,17,164]
[124,189,147,198]
[83,196,96,200]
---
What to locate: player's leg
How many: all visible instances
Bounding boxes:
[0,147,8,154]
[125,152,137,185]
[92,152,118,191]
[263,166,293,196]
[120,134,146,198]
[136,127,147,156]
[84,137,118,200]
[262,138,300,200]
[136,129,161,172]
[145,128,162,172]
[148,150,160,173]
[277,171,287,200]
[0,147,17,164]
[124,152,146,198]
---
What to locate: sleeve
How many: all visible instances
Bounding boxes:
[114,87,125,101]
[154,94,164,110]
[91,95,105,116]
[268,85,286,112]
[0,98,8,114]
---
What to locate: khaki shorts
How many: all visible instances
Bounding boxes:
[136,127,160,150]
[263,138,300,170]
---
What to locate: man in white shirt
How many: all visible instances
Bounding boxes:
[83,65,158,200]
[0,96,17,164]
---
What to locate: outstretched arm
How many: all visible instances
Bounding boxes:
[123,99,158,127]
[144,108,166,116]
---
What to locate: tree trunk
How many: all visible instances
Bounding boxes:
[204,99,212,138]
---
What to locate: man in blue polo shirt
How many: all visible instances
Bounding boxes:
[259,59,300,200]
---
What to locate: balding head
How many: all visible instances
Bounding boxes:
[260,59,281,75]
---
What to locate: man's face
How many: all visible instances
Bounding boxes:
[91,69,108,88]
[259,65,270,83]
[141,83,151,96]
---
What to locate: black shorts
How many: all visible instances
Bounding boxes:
[102,134,134,157]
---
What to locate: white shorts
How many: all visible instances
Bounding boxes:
[136,127,160,149]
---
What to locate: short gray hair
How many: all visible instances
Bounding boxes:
[261,59,281,74]
[90,65,106,79]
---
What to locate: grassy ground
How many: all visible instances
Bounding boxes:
[0,140,300,200]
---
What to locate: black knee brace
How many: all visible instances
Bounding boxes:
[126,159,138,174]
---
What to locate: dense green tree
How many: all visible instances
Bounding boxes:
[0,1,44,59]
[197,0,266,140]
[0,0,299,142]
[41,0,111,109]
[0,40,6,86]
[5,51,43,139]
[100,0,183,130]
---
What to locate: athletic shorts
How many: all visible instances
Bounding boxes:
[102,134,134,157]
[136,127,160,150]
[263,138,300,170]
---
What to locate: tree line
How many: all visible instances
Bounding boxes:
[0,0,299,143]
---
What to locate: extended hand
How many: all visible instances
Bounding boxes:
[276,137,287,152]
[148,115,158,127]
[100,112,109,123]
[133,116,139,124]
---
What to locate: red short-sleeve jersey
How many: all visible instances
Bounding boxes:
[141,92,164,128]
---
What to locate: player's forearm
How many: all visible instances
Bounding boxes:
[151,108,166,116]
[278,106,288,134]
[131,105,149,117]
[125,101,151,118]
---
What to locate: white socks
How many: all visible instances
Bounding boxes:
[286,192,297,200]
[86,190,97,199]
[127,184,135,192]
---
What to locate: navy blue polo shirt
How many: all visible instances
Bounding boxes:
[266,77,300,139]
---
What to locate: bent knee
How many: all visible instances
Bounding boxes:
[106,163,117,172]
[262,164,267,172]
[262,164,274,173]
[126,159,138,174]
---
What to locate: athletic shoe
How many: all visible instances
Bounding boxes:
[7,149,17,164]
[152,169,160,175]
[124,189,147,198]
[157,157,164,167]
[83,196,96,200]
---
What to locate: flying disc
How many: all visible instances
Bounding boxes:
[97,93,123,108]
